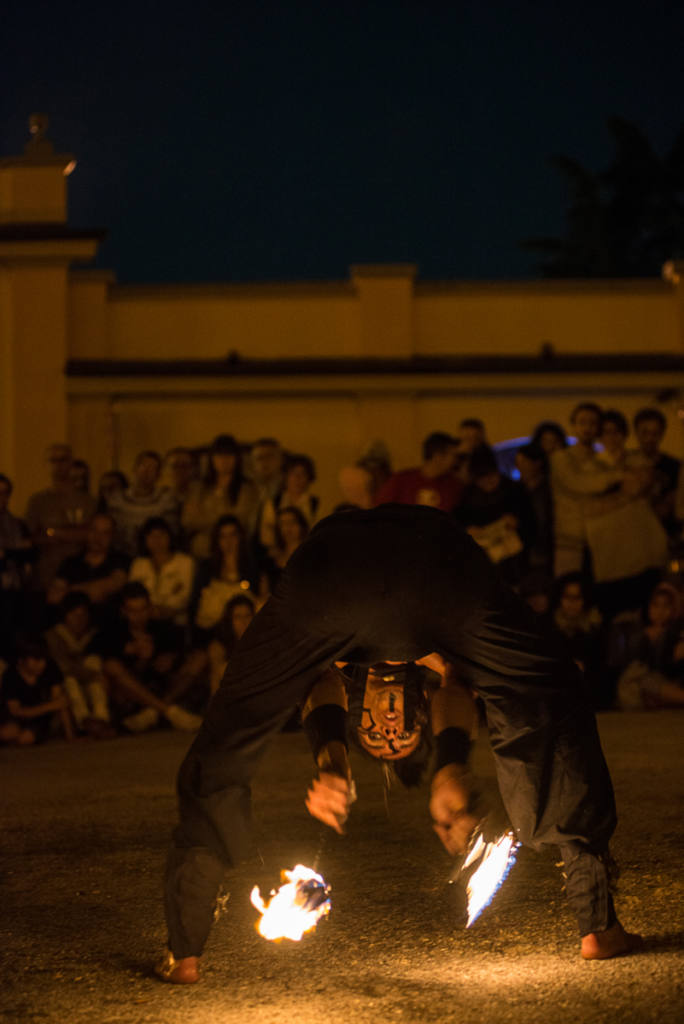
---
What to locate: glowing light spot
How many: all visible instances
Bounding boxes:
[250,864,331,942]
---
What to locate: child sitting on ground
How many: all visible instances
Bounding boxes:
[0,639,72,745]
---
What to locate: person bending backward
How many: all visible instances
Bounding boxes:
[160,505,640,984]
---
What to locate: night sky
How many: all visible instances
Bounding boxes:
[2,0,682,284]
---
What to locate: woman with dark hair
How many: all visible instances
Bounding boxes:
[182,435,259,558]
[260,505,309,594]
[207,594,256,696]
[191,515,257,643]
[531,420,567,455]
[129,517,195,626]
[259,454,319,549]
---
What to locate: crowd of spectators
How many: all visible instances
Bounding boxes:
[2,403,684,747]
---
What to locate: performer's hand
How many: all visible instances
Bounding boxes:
[430,764,479,856]
[305,772,356,834]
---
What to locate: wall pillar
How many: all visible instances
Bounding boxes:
[351,263,417,357]
[0,115,101,510]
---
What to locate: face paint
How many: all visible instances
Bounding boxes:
[357,664,422,760]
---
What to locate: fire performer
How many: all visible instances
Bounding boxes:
[159,504,640,983]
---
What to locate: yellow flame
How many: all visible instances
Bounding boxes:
[465,832,518,927]
[250,864,331,942]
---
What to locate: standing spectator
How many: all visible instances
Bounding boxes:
[456,418,488,482]
[163,448,198,506]
[515,442,554,576]
[129,517,195,626]
[50,513,129,628]
[550,404,623,576]
[338,440,393,510]
[531,421,568,456]
[44,592,111,737]
[598,410,629,467]
[97,470,128,512]
[374,433,462,513]
[633,408,681,539]
[25,443,97,589]
[107,451,179,557]
[192,516,257,640]
[182,435,259,559]
[99,582,203,733]
[0,474,34,657]
[249,438,284,504]
[69,459,91,495]
[455,444,534,585]
[206,594,256,696]
[0,639,72,745]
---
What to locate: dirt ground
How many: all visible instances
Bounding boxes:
[1,710,682,1024]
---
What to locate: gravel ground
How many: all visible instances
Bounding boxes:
[1,711,682,1024]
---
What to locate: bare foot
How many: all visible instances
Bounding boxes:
[581,921,644,960]
[154,951,200,984]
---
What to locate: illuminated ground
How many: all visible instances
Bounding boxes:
[1,711,682,1024]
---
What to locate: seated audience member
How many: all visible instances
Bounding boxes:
[129,517,195,626]
[99,582,203,733]
[632,408,681,540]
[550,404,623,576]
[0,639,72,745]
[44,592,112,738]
[50,513,129,628]
[615,581,684,710]
[598,409,629,467]
[515,442,554,576]
[531,421,567,456]
[97,470,128,512]
[518,572,554,625]
[374,432,462,513]
[0,473,35,658]
[192,516,257,640]
[455,444,534,585]
[207,594,256,697]
[162,447,198,506]
[25,443,97,589]
[551,574,603,700]
[69,458,91,495]
[182,434,259,559]
[259,454,319,549]
[107,450,179,557]
[260,506,309,595]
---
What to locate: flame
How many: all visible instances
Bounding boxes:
[250,864,331,941]
[464,831,519,927]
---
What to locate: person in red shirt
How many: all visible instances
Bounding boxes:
[375,432,462,512]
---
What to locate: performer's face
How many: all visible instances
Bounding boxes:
[357,663,422,760]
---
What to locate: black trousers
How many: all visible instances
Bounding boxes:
[164,579,617,957]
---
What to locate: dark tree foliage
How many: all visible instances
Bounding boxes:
[523,118,684,277]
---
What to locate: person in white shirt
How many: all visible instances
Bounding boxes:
[129,517,195,626]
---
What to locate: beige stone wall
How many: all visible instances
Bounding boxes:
[68,270,681,363]
[414,280,679,355]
